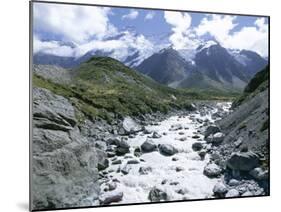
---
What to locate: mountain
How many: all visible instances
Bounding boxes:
[194,42,249,88]
[229,49,268,77]
[33,56,202,122]
[136,41,268,91]
[136,47,195,87]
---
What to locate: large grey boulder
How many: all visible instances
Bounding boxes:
[33,88,76,132]
[115,138,130,156]
[213,182,228,197]
[158,144,178,156]
[121,116,142,134]
[225,189,240,197]
[226,151,260,171]
[206,132,225,144]
[141,139,157,153]
[148,187,168,202]
[203,163,222,178]
[204,125,221,138]
[99,191,123,205]
[249,167,269,180]
[192,142,203,152]
[32,88,103,210]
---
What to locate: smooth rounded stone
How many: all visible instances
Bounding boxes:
[205,125,221,138]
[170,124,183,131]
[226,151,260,171]
[163,132,168,136]
[170,181,179,185]
[192,142,203,152]
[241,191,254,197]
[176,166,184,172]
[143,127,152,135]
[106,137,121,145]
[176,189,185,195]
[249,167,269,180]
[139,166,152,175]
[107,151,116,158]
[225,189,240,197]
[184,127,189,130]
[228,179,240,186]
[107,181,117,191]
[172,157,179,161]
[121,165,131,175]
[134,147,142,157]
[178,131,185,135]
[99,190,123,205]
[203,163,222,178]
[112,159,122,165]
[192,135,200,139]
[127,159,140,164]
[148,187,168,202]
[122,116,142,135]
[179,137,187,142]
[213,182,228,197]
[98,159,109,171]
[198,150,207,160]
[141,139,158,153]
[128,134,135,138]
[149,131,162,139]
[161,179,167,185]
[158,144,178,156]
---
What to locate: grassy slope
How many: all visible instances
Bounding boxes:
[33,56,239,123]
[232,65,269,108]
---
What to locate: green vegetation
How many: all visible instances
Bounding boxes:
[33,56,238,122]
[232,66,269,108]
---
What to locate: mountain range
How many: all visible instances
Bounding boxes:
[33,40,267,92]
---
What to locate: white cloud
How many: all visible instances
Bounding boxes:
[195,15,268,57]
[122,10,139,20]
[145,12,155,20]
[33,36,75,57]
[164,11,198,50]
[33,3,116,44]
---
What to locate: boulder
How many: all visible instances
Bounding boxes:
[139,166,152,175]
[141,139,157,153]
[99,191,123,205]
[228,179,240,186]
[121,116,142,135]
[225,189,240,197]
[203,163,222,178]
[226,151,260,171]
[213,182,228,197]
[149,131,162,139]
[158,144,178,156]
[148,187,168,202]
[206,132,225,144]
[192,142,203,152]
[115,139,130,156]
[249,167,269,180]
[204,125,220,138]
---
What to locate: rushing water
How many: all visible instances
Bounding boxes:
[98,102,231,204]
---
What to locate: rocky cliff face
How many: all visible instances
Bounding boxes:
[32,87,108,210]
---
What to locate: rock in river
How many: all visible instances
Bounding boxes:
[213,182,228,197]
[121,116,142,135]
[99,191,123,205]
[225,189,240,197]
[192,142,203,152]
[226,151,260,171]
[158,144,178,156]
[141,139,157,153]
[204,125,221,138]
[203,163,222,178]
[249,167,269,180]
[148,187,168,202]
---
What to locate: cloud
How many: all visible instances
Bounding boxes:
[164,11,198,49]
[195,15,268,56]
[145,12,155,20]
[122,10,139,20]
[33,36,75,57]
[33,3,116,44]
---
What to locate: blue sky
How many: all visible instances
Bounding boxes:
[33,2,269,59]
